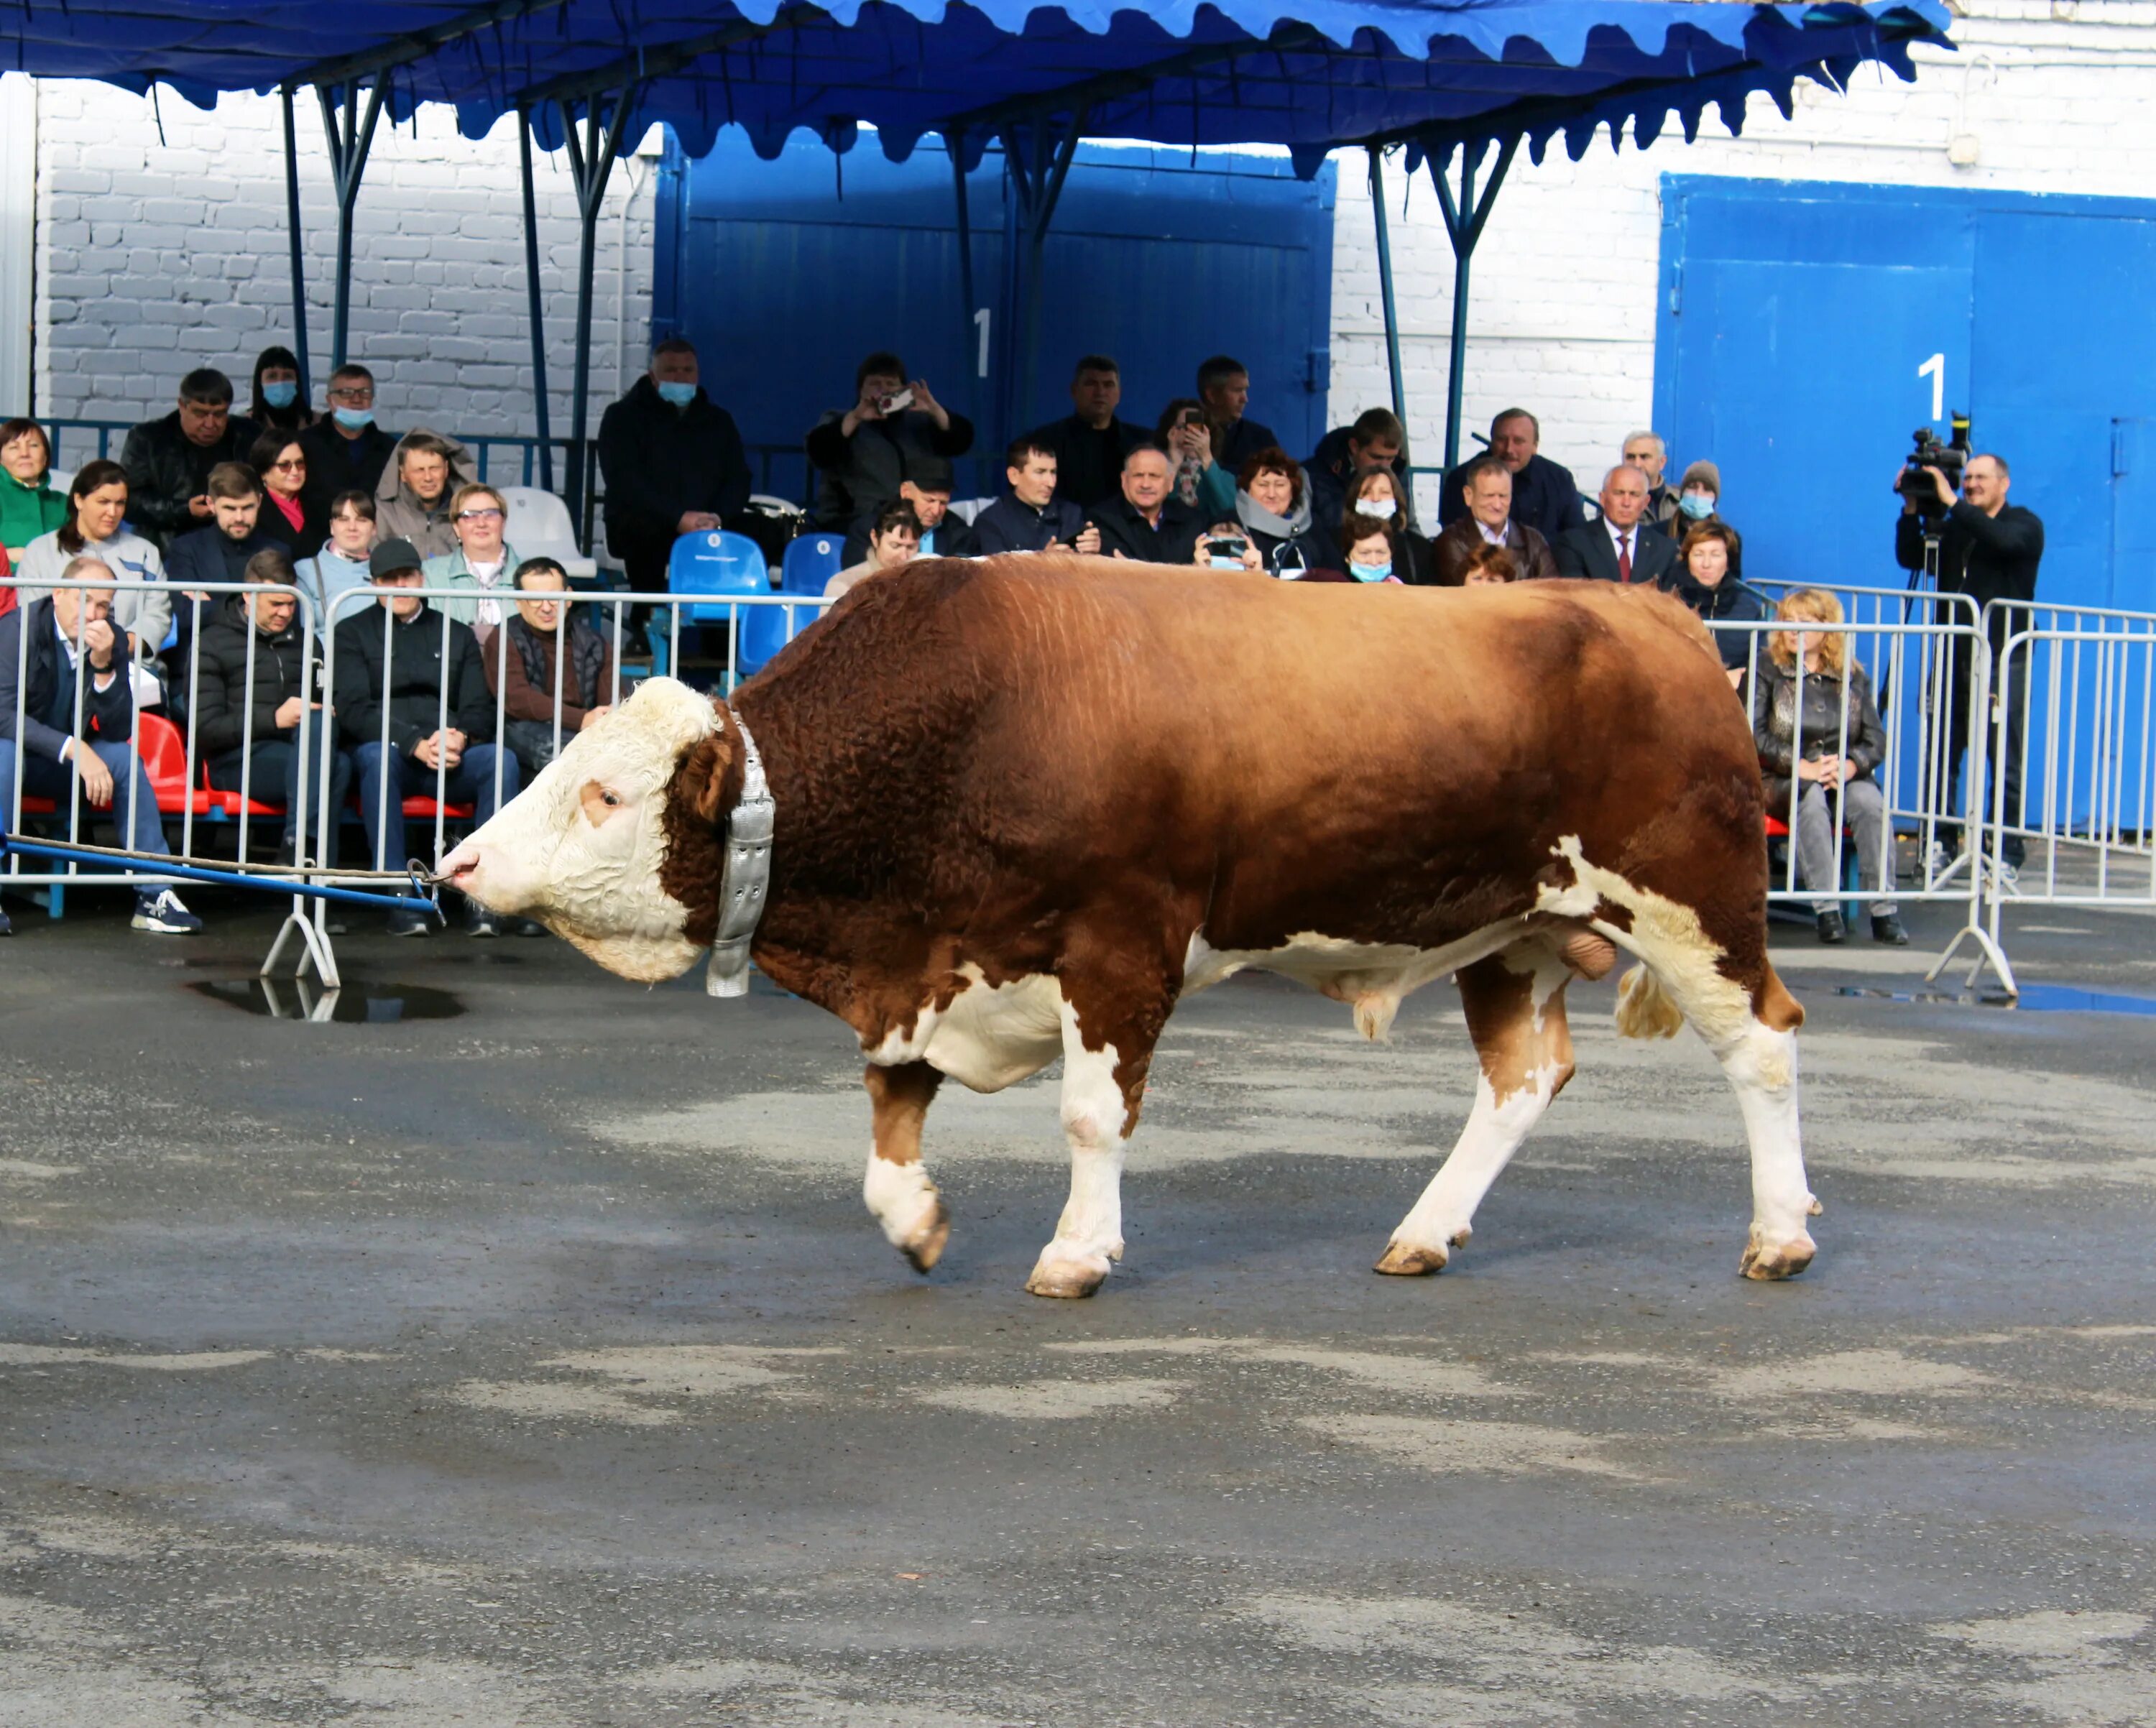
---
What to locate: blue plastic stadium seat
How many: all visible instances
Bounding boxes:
[737,596,823,680]
[666,530,770,623]
[779,532,845,596]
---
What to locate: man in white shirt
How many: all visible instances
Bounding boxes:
[1432,457,1558,584]
[1554,466,1678,586]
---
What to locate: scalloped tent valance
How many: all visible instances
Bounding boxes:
[4,0,1950,173]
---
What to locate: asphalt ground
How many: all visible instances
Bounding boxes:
[2,887,2153,1726]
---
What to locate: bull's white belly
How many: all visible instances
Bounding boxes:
[865,966,1065,1093]
[1182,920,1525,1040]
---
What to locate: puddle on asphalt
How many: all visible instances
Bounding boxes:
[186,978,466,1023]
[1835,984,2156,1016]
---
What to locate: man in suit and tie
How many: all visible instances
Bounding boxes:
[1554,465,1678,586]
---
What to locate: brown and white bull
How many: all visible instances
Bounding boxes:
[440,558,1816,1298]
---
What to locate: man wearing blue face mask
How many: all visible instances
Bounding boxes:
[597,337,753,614]
[298,364,397,517]
[1672,459,1742,581]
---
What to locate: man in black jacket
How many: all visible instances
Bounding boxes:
[1895,452,2045,874]
[1020,356,1146,511]
[0,561,198,934]
[165,462,285,684]
[1306,407,1411,537]
[119,367,259,549]
[973,437,1100,556]
[597,338,754,603]
[1552,466,1678,586]
[806,350,975,537]
[335,539,520,935]
[299,364,397,513]
[1437,408,1588,543]
[1197,354,1282,479]
[1087,445,1202,565]
[193,549,351,863]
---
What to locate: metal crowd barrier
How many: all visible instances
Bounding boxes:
[3,572,831,986]
[1706,611,2007,990]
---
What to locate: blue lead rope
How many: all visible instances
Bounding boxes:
[0,833,443,919]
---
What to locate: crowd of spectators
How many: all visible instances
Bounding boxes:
[0,331,2032,946]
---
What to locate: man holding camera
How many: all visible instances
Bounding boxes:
[807,351,975,542]
[1894,452,2043,882]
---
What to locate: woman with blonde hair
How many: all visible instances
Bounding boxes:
[1754,588,1904,946]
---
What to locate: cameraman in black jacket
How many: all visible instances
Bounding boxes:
[1894,453,2043,877]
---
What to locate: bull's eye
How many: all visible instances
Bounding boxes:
[579,780,628,826]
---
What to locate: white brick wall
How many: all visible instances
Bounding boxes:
[1329,0,2156,504]
[18,0,2155,496]
[29,81,658,443]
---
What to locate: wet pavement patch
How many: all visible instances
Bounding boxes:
[185,976,466,1022]
[1836,982,2156,1015]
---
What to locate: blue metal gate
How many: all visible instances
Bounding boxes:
[653,133,1337,501]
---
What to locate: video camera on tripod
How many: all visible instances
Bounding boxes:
[1898,412,1972,518]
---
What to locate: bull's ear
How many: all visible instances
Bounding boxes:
[675,727,737,828]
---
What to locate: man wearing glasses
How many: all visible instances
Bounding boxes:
[299,364,397,516]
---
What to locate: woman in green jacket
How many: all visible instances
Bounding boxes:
[1,419,68,555]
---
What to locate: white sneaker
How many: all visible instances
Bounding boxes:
[1924,840,1950,879]
[131,890,202,934]
[1986,859,2022,897]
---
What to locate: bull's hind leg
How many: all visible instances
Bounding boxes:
[1615,958,1816,1280]
[863,1061,951,1272]
[1377,947,1575,1276]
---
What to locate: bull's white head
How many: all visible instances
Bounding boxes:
[439,678,737,982]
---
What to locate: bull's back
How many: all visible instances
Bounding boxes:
[755,559,1762,953]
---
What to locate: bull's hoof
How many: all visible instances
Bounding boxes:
[1374,1240,1449,1277]
[1739,1229,1818,1281]
[898,1199,951,1274]
[1025,1249,1110,1300]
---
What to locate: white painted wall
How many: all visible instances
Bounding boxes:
[0,73,35,417]
[1330,0,2156,509]
[27,79,659,442]
[15,0,2155,507]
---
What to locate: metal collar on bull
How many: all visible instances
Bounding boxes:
[707,702,775,999]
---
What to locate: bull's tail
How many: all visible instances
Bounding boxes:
[1613,963,1685,1040]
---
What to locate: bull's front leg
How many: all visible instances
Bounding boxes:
[1027,995,1153,1300]
[862,1061,950,1273]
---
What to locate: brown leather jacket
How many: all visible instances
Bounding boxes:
[1432,515,1559,586]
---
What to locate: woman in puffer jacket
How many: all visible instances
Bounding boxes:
[1753,588,1907,948]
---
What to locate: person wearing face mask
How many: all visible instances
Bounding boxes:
[1307,407,1414,539]
[597,337,754,609]
[1672,460,1742,580]
[1334,516,1405,585]
[298,364,397,514]
[247,346,318,435]
[1340,467,1436,585]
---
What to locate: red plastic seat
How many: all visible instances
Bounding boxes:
[199,758,284,818]
[401,796,476,819]
[15,796,56,815]
[134,712,218,816]
[1763,815,1789,838]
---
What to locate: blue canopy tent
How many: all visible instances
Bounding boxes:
[4,0,1950,524]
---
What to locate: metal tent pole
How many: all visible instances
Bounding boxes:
[948,126,982,489]
[317,79,388,371]
[558,87,638,545]
[1365,146,1407,436]
[280,88,313,401]
[518,108,556,494]
[996,112,1086,446]
[1430,136,1519,470]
